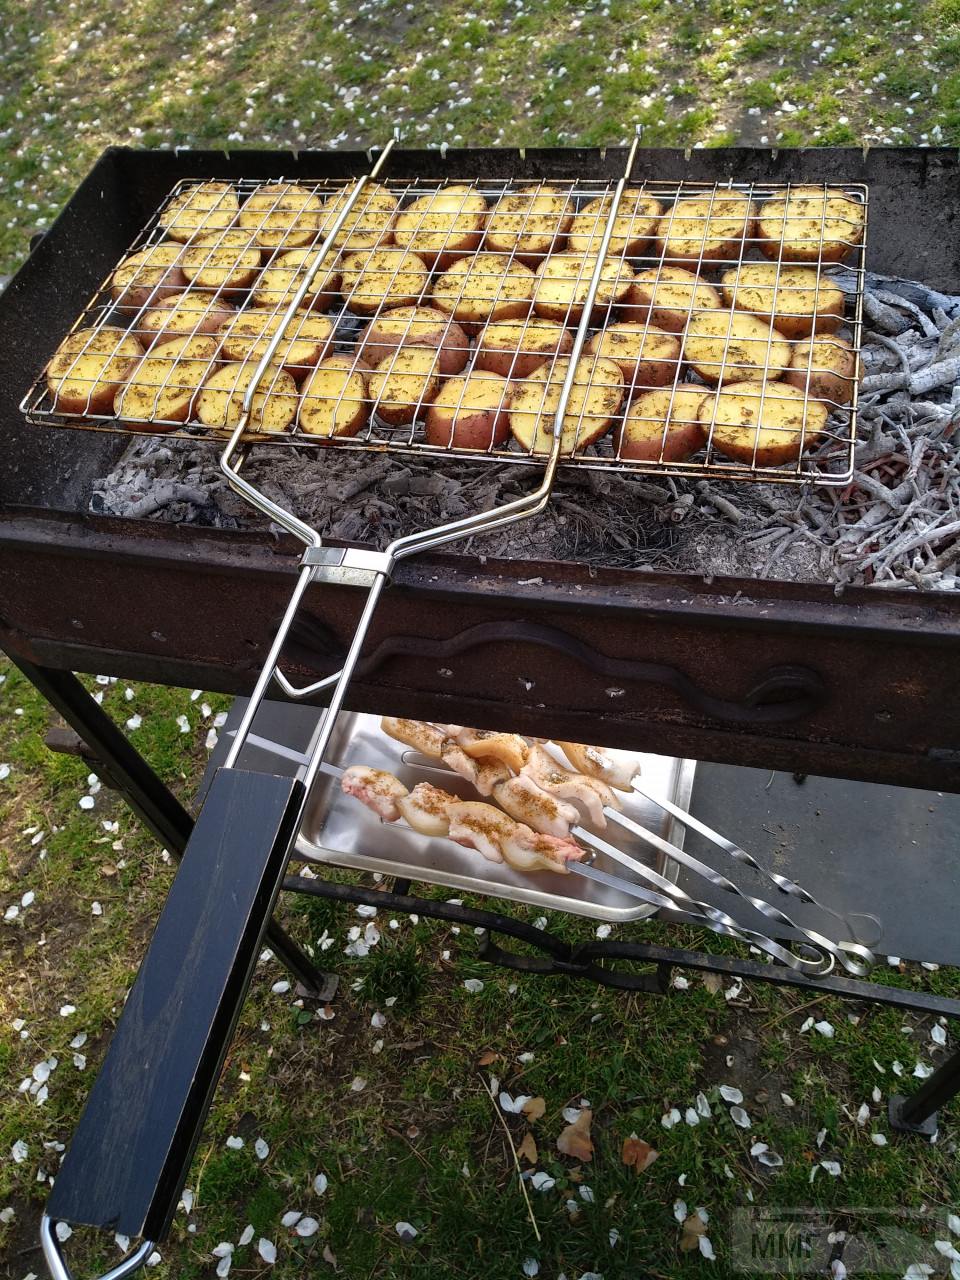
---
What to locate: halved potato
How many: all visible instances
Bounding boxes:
[586,322,681,396]
[110,243,187,313]
[566,189,663,258]
[368,347,443,426]
[432,253,536,334]
[393,184,487,271]
[115,334,220,426]
[720,263,843,339]
[180,230,261,295]
[474,316,574,379]
[623,266,722,333]
[783,335,857,406]
[703,379,828,467]
[46,326,144,415]
[299,356,371,438]
[218,308,335,381]
[339,247,431,316]
[684,310,792,385]
[508,355,624,455]
[139,292,236,350]
[356,306,469,377]
[317,180,399,253]
[195,362,298,432]
[161,181,239,243]
[484,186,574,266]
[533,253,634,325]
[615,386,712,462]
[237,183,323,252]
[757,186,865,263]
[251,248,342,313]
[424,372,512,449]
[658,193,757,265]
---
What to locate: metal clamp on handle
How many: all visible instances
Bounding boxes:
[41,1215,154,1280]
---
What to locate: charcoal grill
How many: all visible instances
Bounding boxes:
[1,143,959,1279]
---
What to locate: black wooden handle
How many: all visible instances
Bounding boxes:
[47,768,304,1241]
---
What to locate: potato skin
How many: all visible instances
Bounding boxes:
[139,292,235,350]
[586,322,681,397]
[393,184,488,271]
[703,378,828,467]
[357,306,470,377]
[474,317,574,379]
[623,267,722,333]
[46,326,144,415]
[424,372,512,449]
[615,386,711,462]
[783,335,857,405]
[110,244,187,313]
[720,263,844,339]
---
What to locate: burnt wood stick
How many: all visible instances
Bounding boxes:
[47,768,303,1240]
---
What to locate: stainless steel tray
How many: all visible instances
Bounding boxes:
[293,712,696,922]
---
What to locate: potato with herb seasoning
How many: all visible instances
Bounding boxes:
[46,326,144,415]
[704,379,828,467]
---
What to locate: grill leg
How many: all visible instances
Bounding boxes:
[888,1044,960,1136]
[4,657,332,997]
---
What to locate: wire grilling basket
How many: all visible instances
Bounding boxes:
[23,145,867,486]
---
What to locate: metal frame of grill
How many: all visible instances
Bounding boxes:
[21,153,867,486]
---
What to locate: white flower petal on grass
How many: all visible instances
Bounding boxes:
[92,901,103,916]
[932,1024,947,1047]
[258,1238,277,1265]
[212,1243,234,1259]
[205,729,219,751]
[699,1235,716,1261]
[696,1092,712,1118]
[500,1092,533,1115]
[936,1240,960,1261]
[238,1225,254,1247]
[463,979,484,993]
[271,980,291,994]
[562,1106,581,1124]
[609,1228,620,1246]
[395,1222,418,1241]
[530,1172,555,1192]
[0,764,10,780]
[595,924,611,939]
[800,1016,814,1033]
[814,1021,835,1038]
[0,1207,14,1224]
[55,1223,72,1242]
[32,1061,51,1083]
[816,1128,827,1148]
[216,1255,232,1278]
[176,715,190,734]
[371,1012,387,1029]
[579,1185,595,1204]
[281,1211,302,1228]
[856,1103,870,1126]
[719,1085,743,1104]
[295,1217,319,1238]
[661,1107,682,1129]
[948,1213,960,1237]
[730,1107,751,1129]
[684,1108,700,1126]
[914,1063,934,1079]
[313,1173,328,1196]
[59,1005,76,1017]
[180,1190,194,1214]
[350,1076,366,1092]
[147,1255,161,1268]
[21,891,34,908]
[871,1133,888,1146]
[673,1199,688,1224]
[872,1086,882,1103]
[891,1060,904,1077]
[78,796,95,811]
[523,1259,540,1277]
[254,1138,269,1161]
[820,1160,842,1177]
[225,1136,244,1150]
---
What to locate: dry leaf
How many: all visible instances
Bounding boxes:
[557,1108,593,1161]
[701,972,723,994]
[517,1132,538,1164]
[521,1096,546,1123]
[477,1050,499,1066]
[679,1212,707,1252]
[322,1243,338,1268]
[621,1136,659,1174]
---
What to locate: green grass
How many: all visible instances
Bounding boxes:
[1,658,959,1277]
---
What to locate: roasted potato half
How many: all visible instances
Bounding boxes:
[196,362,298,433]
[508,355,624,455]
[46,325,144,415]
[473,316,573,379]
[703,379,828,467]
[110,243,187,313]
[623,266,722,333]
[566,189,663,257]
[180,230,261,295]
[161,181,239,243]
[783,335,857,406]
[658,193,757,265]
[394,184,488,271]
[586,322,681,396]
[720,263,844,339]
[317,180,399,253]
[357,306,470,376]
[684,310,792,385]
[251,248,342,313]
[237,182,323,253]
[757,186,865,263]
[138,292,236,350]
[424,372,513,449]
[368,347,443,426]
[339,247,432,316]
[616,386,712,462]
[218,308,335,381]
[432,253,536,334]
[485,186,574,266]
[115,334,220,426]
[299,356,371,438]
[533,253,634,325]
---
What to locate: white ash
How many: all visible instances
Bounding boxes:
[91,271,960,590]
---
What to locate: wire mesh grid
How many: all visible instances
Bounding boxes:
[21,174,868,485]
